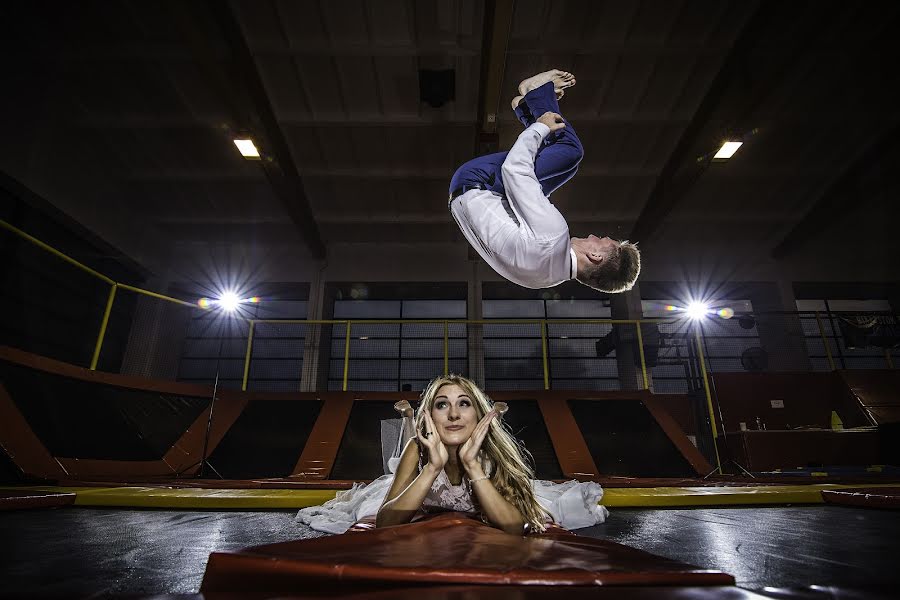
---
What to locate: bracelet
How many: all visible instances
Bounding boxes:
[469,475,490,484]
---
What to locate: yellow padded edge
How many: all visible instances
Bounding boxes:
[7,487,338,509]
[603,485,826,507]
[5,483,900,510]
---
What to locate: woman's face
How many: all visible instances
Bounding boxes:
[430,383,479,447]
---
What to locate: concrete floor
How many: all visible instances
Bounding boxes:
[2,505,900,597]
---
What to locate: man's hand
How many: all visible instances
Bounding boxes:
[537,111,566,133]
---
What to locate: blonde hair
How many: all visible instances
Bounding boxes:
[415,374,550,533]
[577,240,641,293]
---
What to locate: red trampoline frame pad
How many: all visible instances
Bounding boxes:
[201,512,734,594]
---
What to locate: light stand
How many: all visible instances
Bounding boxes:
[695,318,755,480]
[198,320,227,479]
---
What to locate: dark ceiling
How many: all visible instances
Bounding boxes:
[2,0,899,281]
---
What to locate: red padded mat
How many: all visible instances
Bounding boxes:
[0,490,75,510]
[821,487,900,509]
[201,512,734,593]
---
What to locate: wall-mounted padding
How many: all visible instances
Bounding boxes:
[329,398,565,481]
[330,400,402,480]
[0,448,23,484]
[568,399,696,478]
[710,372,870,432]
[838,370,900,425]
[1,360,208,460]
[206,399,322,479]
[493,398,563,480]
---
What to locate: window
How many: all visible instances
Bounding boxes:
[328,299,466,391]
[178,300,308,391]
[483,299,620,391]
[796,299,896,370]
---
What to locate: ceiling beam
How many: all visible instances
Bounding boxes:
[627,3,775,244]
[770,120,900,259]
[475,0,515,154]
[466,0,515,260]
[205,1,326,259]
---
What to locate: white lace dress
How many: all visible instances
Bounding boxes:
[295,457,608,535]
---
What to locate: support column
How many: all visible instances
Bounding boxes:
[609,285,645,391]
[300,262,327,392]
[750,280,810,371]
[467,260,485,388]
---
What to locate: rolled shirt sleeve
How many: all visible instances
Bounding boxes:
[500,122,569,242]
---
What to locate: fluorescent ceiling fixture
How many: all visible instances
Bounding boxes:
[686,302,709,320]
[219,292,240,312]
[713,141,742,159]
[233,139,260,158]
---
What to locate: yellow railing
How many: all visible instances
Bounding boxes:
[241,318,670,393]
[2,219,204,370]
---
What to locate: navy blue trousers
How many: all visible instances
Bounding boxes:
[449,81,584,198]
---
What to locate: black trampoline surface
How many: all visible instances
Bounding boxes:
[2,506,900,597]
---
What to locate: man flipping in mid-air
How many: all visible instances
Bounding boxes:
[449,69,640,292]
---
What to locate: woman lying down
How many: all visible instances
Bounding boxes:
[296,375,608,535]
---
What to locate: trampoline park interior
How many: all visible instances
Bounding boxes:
[2,1,900,599]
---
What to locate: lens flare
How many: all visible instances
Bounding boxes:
[248,296,260,304]
[717,307,735,319]
[197,298,211,309]
[665,305,677,312]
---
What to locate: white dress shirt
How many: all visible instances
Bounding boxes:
[451,122,576,289]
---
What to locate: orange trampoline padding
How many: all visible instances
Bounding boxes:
[821,487,900,509]
[201,512,734,593]
[0,490,75,511]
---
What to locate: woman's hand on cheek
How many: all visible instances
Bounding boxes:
[419,411,448,472]
[459,410,496,472]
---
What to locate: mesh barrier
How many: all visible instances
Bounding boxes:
[205,399,321,479]
[568,399,697,477]
[799,312,897,371]
[1,359,208,460]
[697,312,898,374]
[331,400,402,480]
[1,224,116,368]
[546,322,617,391]
[9,309,897,394]
[497,399,563,480]
[483,322,544,390]
[4,218,898,393]
[650,320,699,394]
[248,322,307,392]
[328,322,467,391]
[120,292,196,381]
[0,442,23,484]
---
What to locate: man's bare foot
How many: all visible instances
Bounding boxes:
[518,69,576,96]
[513,89,563,111]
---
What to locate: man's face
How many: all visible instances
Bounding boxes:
[574,234,619,264]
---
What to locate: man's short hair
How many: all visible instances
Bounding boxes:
[576,240,641,293]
